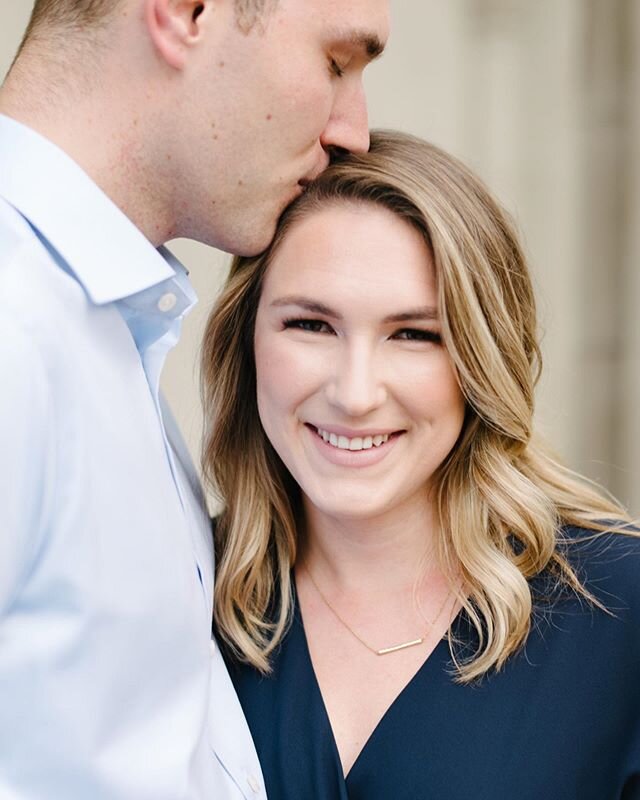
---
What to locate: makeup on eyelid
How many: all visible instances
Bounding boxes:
[280,317,443,343]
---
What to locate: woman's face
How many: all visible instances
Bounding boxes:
[253,202,465,523]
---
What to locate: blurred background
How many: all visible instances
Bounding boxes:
[2,1,638,515]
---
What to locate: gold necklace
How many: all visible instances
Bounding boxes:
[303,564,455,656]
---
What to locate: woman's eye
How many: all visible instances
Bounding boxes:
[393,328,442,344]
[283,318,333,334]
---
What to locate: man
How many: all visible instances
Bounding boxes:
[0,0,389,797]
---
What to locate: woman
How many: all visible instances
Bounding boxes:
[202,131,639,799]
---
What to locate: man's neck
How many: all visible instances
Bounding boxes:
[0,56,175,246]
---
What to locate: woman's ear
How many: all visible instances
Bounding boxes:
[144,0,209,70]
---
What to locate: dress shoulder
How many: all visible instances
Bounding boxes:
[553,524,640,633]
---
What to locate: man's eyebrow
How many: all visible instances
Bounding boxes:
[330,28,386,61]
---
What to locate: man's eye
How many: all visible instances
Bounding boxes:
[393,328,442,344]
[329,58,345,78]
[282,318,333,334]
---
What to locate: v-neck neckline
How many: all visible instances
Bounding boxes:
[292,586,457,784]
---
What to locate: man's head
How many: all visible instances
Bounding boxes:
[23,0,122,33]
[164,0,389,254]
[21,0,272,33]
[6,0,390,253]
[15,1,276,69]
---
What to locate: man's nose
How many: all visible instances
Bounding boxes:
[320,81,370,156]
[324,343,386,417]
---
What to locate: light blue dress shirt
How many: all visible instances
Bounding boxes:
[0,114,266,800]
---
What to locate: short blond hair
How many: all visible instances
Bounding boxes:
[23,0,271,34]
[24,0,122,35]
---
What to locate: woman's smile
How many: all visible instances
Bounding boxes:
[254,202,466,522]
[305,423,404,468]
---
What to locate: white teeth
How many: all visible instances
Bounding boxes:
[316,428,390,451]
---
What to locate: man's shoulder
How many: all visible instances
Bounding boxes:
[0,196,90,335]
[0,195,36,263]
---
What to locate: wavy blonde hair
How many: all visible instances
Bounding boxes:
[202,130,632,681]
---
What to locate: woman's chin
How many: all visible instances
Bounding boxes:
[302,490,395,525]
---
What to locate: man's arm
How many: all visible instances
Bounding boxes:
[0,316,54,613]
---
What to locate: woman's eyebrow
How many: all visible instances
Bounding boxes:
[383,307,439,323]
[270,298,439,323]
[270,296,341,319]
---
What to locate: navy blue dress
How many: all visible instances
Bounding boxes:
[222,529,640,799]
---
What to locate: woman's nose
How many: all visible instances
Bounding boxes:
[324,343,386,417]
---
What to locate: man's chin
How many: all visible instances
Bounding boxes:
[234,230,276,258]
[201,220,274,258]
[233,218,282,258]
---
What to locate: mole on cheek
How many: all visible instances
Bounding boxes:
[266,113,273,121]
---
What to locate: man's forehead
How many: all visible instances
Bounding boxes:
[308,0,390,60]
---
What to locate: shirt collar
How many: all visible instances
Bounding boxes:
[0,113,181,305]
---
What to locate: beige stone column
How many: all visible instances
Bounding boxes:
[458,0,588,472]
[618,0,640,512]
[568,0,639,512]
[0,4,30,78]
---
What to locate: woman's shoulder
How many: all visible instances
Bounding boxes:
[557,523,640,615]
[522,524,640,678]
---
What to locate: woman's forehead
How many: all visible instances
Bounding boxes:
[261,203,436,305]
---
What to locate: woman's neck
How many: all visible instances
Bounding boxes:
[299,496,442,594]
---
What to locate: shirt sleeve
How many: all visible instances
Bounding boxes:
[0,315,55,613]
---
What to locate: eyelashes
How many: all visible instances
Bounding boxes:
[329,57,345,78]
[281,317,442,344]
[393,329,442,344]
[283,318,332,334]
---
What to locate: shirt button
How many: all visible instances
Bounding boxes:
[157,292,177,313]
[247,775,261,794]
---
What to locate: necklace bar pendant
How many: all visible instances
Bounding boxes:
[376,637,424,656]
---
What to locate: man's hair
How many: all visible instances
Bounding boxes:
[24,0,270,36]
[13,0,273,70]
[25,0,123,35]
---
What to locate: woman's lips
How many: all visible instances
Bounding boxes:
[305,423,403,468]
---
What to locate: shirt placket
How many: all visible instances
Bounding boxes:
[122,283,188,491]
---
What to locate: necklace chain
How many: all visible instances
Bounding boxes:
[303,564,455,656]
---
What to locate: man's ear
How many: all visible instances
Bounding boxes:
[144,0,209,70]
